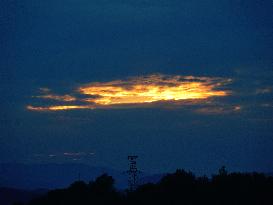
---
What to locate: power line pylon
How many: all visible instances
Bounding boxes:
[127,155,139,191]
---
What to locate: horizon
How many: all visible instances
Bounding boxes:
[1,0,273,182]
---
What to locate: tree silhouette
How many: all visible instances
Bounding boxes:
[25,168,273,205]
[218,166,228,176]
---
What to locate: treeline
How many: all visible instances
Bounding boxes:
[17,167,273,205]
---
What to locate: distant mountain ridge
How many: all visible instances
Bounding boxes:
[0,163,167,205]
[0,163,127,190]
[0,163,165,190]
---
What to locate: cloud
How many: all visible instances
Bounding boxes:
[39,87,51,93]
[255,87,272,95]
[27,74,231,111]
[33,152,95,161]
[63,152,86,156]
[26,105,95,111]
[33,94,77,102]
[195,105,242,115]
[79,74,231,105]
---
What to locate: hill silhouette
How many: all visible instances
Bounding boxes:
[0,163,128,190]
[0,187,46,205]
[20,167,273,205]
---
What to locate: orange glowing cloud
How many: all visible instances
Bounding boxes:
[79,74,230,105]
[34,94,76,102]
[27,74,231,111]
[27,105,94,111]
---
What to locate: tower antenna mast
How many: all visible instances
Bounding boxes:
[127,155,139,191]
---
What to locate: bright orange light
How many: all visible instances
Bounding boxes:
[27,105,93,111]
[27,74,231,111]
[79,75,230,105]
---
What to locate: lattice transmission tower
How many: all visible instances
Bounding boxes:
[127,155,140,191]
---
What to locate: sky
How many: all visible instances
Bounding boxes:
[0,0,273,175]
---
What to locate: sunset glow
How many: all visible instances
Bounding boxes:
[79,76,229,105]
[27,74,231,111]
[27,105,94,111]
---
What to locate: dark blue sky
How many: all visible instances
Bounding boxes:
[1,0,273,175]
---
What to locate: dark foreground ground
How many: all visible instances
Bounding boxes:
[13,167,273,205]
